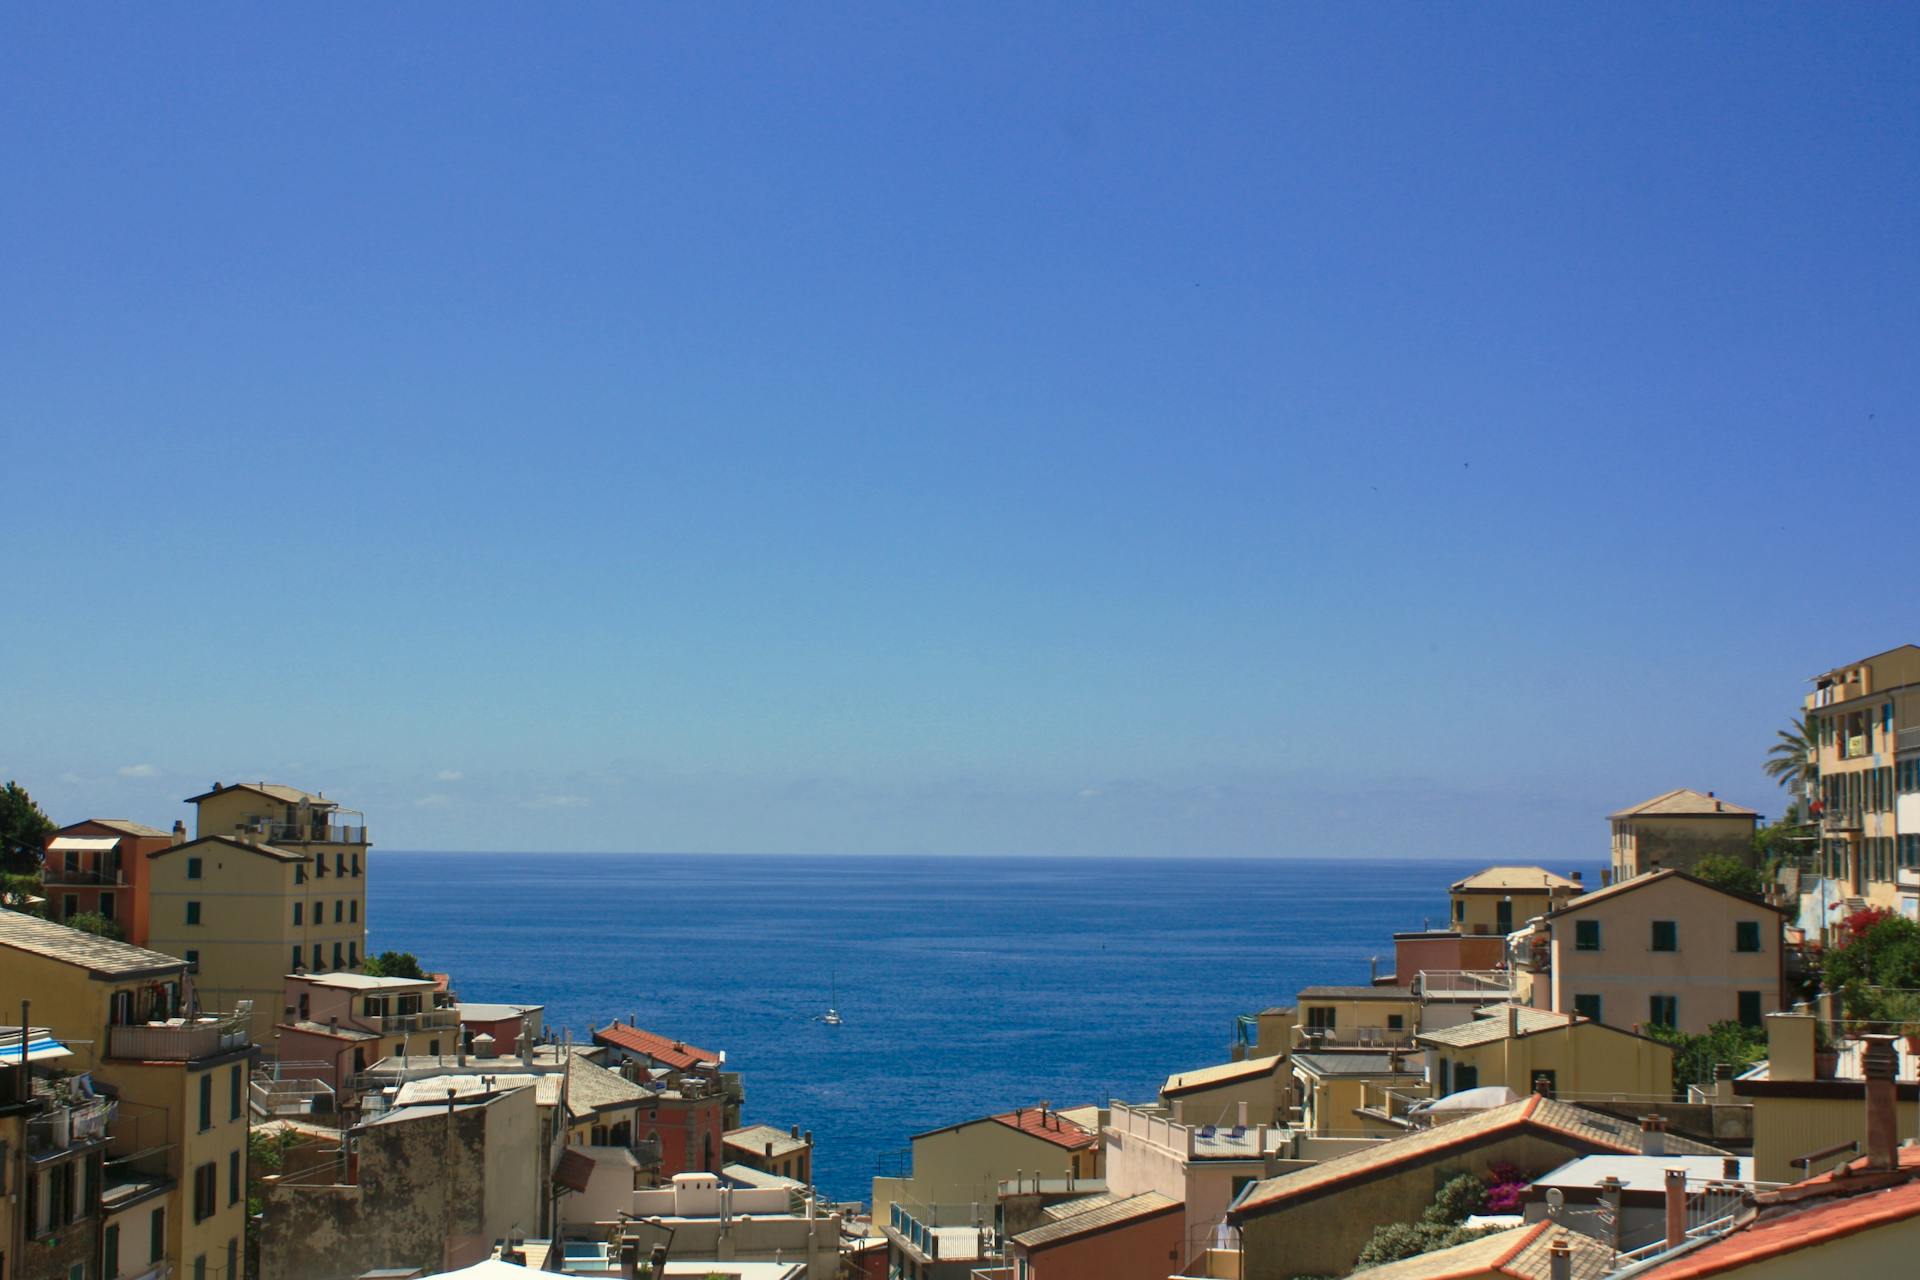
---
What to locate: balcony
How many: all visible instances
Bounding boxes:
[1291,1024,1415,1050]
[42,864,127,887]
[266,822,368,846]
[108,1015,251,1062]
[26,1097,115,1155]
[1822,809,1864,832]
[377,1008,461,1034]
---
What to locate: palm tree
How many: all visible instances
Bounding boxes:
[1764,714,1814,806]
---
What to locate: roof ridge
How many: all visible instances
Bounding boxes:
[1492,1220,1549,1271]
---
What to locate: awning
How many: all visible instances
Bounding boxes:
[553,1148,595,1194]
[48,837,121,851]
[0,1033,74,1064]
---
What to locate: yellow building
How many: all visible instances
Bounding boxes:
[1806,646,1920,912]
[869,1106,1100,1235]
[147,826,366,1046]
[1289,1050,1425,1137]
[1528,869,1785,1037]
[1448,867,1583,937]
[1609,788,1761,882]
[1160,1054,1289,1127]
[1294,985,1419,1049]
[1416,1004,1673,1101]
[0,909,250,1280]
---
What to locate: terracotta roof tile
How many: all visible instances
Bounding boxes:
[1637,1175,1920,1278]
[1346,1224,1615,1280]
[1450,867,1582,894]
[1011,1192,1179,1249]
[591,1022,720,1071]
[1609,789,1757,820]
[990,1108,1098,1150]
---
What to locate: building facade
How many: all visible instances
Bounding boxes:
[1608,788,1760,882]
[40,819,178,945]
[1806,646,1920,913]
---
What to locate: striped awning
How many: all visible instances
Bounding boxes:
[0,1032,73,1064]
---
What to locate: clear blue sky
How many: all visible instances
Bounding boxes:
[5,6,1916,855]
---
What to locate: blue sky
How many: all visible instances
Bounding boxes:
[4,6,1917,855]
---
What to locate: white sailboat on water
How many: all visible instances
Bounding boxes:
[817,971,843,1025]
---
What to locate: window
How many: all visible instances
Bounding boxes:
[350,898,358,922]
[185,901,201,926]
[199,1074,212,1131]
[1738,991,1764,1028]
[348,941,358,966]
[352,853,361,876]
[1575,919,1601,951]
[1454,899,1464,922]
[227,1239,238,1280]
[150,1206,165,1263]
[194,1256,206,1280]
[1304,1006,1337,1030]
[1573,993,1602,1021]
[334,899,343,923]
[293,901,303,926]
[291,946,303,972]
[185,949,200,973]
[314,854,325,878]
[1386,1014,1405,1031]
[193,1162,216,1221]
[230,1065,243,1120]
[1651,920,1677,952]
[100,893,115,921]
[1453,1063,1479,1092]
[312,944,322,971]
[1649,995,1679,1028]
[1735,921,1762,953]
[333,942,343,969]
[105,1224,120,1280]
[229,1149,241,1203]
[1496,900,1513,932]
[187,856,202,880]
[335,852,345,876]
[295,862,305,885]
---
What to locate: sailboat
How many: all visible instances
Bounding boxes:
[818,971,843,1026]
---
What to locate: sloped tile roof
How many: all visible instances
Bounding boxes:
[184,781,331,806]
[725,1124,809,1158]
[591,1022,719,1070]
[75,819,170,838]
[566,1056,652,1120]
[1450,867,1582,894]
[990,1108,1099,1150]
[1011,1191,1180,1250]
[1416,1006,1583,1047]
[1346,1222,1611,1280]
[0,907,185,978]
[1234,1096,1721,1217]
[1163,1054,1286,1096]
[1636,1173,1920,1278]
[1544,869,1784,919]
[1609,789,1757,820]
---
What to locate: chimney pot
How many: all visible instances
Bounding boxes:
[1863,1034,1900,1171]
[1548,1236,1572,1280]
[1570,871,1582,884]
[1664,1168,1687,1251]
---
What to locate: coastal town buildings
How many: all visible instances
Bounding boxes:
[1735,1011,1920,1183]
[1227,1095,1724,1279]
[1609,789,1761,881]
[0,908,250,1280]
[39,818,177,944]
[1003,1190,1184,1280]
[1806,645,1920,913]
[1513,869,1787,1036]
[274,971,462,1094]
[1448,867,1584,937]
[1160,1055,1288,1127]
[1291,1049,1426,1136]
[723,1123,814,1183]
[0,1023,115,1280]
[1415,1004,1674,1101]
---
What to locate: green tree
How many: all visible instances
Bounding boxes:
[361,950,427,979]
[0,780,54,876]
[1353,1170,1499,1268]
[1690,853,1766,897]
[1645,1020,1768,1090]
[61,911,125,941]
[1764,715,1815,799]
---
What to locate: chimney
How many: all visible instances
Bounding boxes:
[172,820,186,846]
[1507,1005,1519,1037]
[1238,1099,1249,1127]
[804,1130,812,1145]
[1548,1236,1572,1280]
[1570,870,1582,886]
[1598,1176,1624,1250]
[1602,869,1612,887]
[1641,1115,1667,1157]
[1664,1168,1687,1251]
[790,1125,799,1139]
[1369,955,1379,983]
[1863,1034,1899,1172]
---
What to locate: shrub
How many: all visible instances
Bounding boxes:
[1423,1173,1486,1226]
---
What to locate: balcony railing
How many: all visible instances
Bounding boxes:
[1822,809,1864,831]
[378,1008,460,1034]
[1291,1025,1415,1050]
[42,865,127,887]
[27,1098,114,1153]
[109,1016,251,1062]
[267,823,368,845]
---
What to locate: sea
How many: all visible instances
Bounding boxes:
[370,852,1602,1204]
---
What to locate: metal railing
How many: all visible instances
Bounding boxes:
[378,1008,460,1033]
[1292,1025,1415,1049]
[264,822,368,845]
[108,1015,250,1062]
[1414,970,1515,1001]
[27,1098,114,1153]
[42,864,126,887]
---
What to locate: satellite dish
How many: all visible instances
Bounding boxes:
[1546,1188,1565,1218]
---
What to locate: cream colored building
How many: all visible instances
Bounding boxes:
[1806,646,1920,912]
[1417,1004,1673,1101]
[147,822,366,1045]
[1449,867,1583,936]
[0,909,250,1280]
[1294,985,1419,1049]
[1161,1054,1288,1127]
[1524,869,1785,1037]
[1290,1050,1425,1137]
[274,972,462,1092]
[1609,788,1761,881]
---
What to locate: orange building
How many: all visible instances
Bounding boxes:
[41,817,179,944]
[1006,1191,1185,1280]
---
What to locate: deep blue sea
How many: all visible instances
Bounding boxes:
[370,853,1601,1203]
